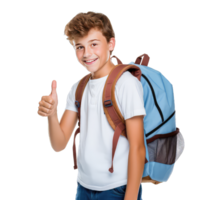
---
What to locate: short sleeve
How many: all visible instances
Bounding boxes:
[115,72,146,120]
[65,81,79,113]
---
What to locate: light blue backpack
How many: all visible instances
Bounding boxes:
[73,53,184,184]
[128,54,184,184]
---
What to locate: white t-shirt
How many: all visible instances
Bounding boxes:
[65,71,146,191]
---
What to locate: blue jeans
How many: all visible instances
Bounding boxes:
[75,182,142,200]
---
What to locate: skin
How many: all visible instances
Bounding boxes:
[73,27,116,79]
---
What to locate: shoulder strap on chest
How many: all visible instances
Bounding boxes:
[103,62,145,173]
[75,73,91,115]
[103,63,142,136]
[72,73,91,170]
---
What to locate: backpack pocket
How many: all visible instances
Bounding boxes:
[147,129,184,164]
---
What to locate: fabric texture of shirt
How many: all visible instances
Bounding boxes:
[65,71,146,191]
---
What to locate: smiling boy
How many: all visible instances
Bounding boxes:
[73,27,115,79]
[49,11,146,200]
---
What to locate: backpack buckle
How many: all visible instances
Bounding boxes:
[104,99,113,107]
[75,100,80,108]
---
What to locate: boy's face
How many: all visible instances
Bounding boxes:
[73,28,115,76]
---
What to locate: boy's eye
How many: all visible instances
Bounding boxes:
[76,43,97,50]
[77,46,82,49]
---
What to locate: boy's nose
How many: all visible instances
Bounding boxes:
[83,46,92,58]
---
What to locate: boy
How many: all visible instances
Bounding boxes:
[38,11,146,200]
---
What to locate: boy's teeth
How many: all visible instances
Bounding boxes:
[86,58,96,63]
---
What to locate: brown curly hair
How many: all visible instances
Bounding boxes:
[64,11,115,55]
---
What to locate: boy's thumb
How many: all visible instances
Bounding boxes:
[50,80,57,97]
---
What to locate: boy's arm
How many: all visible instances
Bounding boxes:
[124,115,146,200]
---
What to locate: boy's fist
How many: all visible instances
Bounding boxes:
[38,80,58,117]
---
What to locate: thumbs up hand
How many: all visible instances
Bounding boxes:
[38,80,58,117]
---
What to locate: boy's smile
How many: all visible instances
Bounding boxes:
[73,27,116,79]
[84,57,98,65]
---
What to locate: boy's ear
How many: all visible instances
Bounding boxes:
[108,37,115,51]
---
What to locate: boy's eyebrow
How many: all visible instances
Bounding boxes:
[75,39,100,46]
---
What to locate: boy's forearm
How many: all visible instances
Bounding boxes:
[124,147,146,200]
[48,113,67,152]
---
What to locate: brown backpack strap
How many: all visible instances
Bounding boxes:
[103,64,142,173]
[111,55,124,64]
[135,54,150,66]
[73,73,91,170]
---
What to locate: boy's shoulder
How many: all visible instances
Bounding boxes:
[70,79,81,91]
[115,71,141,89]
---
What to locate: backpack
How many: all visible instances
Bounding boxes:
[72,54,185,185]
